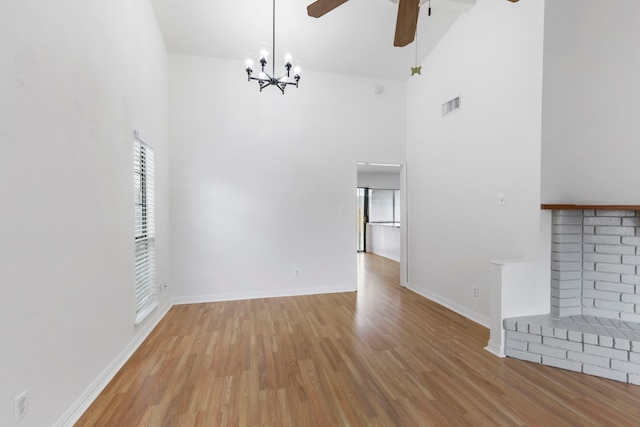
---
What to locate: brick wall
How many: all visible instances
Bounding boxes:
[508,210,640,383]
[504,315,640,384]
[552,210,640,319]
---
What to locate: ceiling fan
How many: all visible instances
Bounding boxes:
[307,0,520,47]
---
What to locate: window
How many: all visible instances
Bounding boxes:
[368,189,400,226]
[133,135,157,324]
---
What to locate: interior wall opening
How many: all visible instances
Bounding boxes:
[356,162,405,290]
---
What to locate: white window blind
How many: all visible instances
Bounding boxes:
[369,189,400,225]
[393,189,400,223]
[134,136,156,324]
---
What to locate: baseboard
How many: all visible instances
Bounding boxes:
[405,284,490,328]
[173,284,356,305]
[484,341,505,358]
[54,301,173,427]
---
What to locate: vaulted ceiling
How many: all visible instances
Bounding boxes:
[150,0,476,81]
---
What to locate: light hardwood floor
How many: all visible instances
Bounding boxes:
[76,253,640,426]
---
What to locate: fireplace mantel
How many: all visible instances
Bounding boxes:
[541,204,640,210]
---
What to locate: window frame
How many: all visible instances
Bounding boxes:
[368,188,401,226]
[133,133,157,325]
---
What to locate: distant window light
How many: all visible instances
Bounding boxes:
[368,189,400,225]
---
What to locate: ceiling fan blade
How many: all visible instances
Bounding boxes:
[394,0,420,47]
[307,0,349,18]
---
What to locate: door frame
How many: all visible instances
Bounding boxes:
[354,161,408,287]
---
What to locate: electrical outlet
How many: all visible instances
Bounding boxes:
[15,390,28,423]
[294,268,300,277]
[497,192,506,205]
[473,286,479,298]
[158,282,167,294]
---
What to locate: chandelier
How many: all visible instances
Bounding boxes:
[245,0,301,94]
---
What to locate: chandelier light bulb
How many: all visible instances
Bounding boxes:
[260,49,269,60]
[293,66,301,77]
[245,58,254,69]
[284,54,293,65]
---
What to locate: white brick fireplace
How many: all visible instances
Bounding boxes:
[488,208,640,384]
[552,209,640,320]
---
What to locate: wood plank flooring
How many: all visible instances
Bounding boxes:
[76,253,640,426]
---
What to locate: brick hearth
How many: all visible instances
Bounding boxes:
[504,209,640,383]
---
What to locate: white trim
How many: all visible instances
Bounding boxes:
[172,284,356,306]
[54,301,172,427]
[484,342,505,358]
[400,162,408,287]
[134,300,159,325]
[405,284,490,328]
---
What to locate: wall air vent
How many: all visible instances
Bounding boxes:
[441,95,461,117]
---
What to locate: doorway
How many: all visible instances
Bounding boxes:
[355,162,407,288]
[356,187,400,257]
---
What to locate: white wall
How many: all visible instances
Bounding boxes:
[487,210,551,357]
[169,54,405,302]
[0,1,170,426]
[541,0,640,204]
[366,224,401,262]
[357,172,400,189]
[405,0,545,324]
